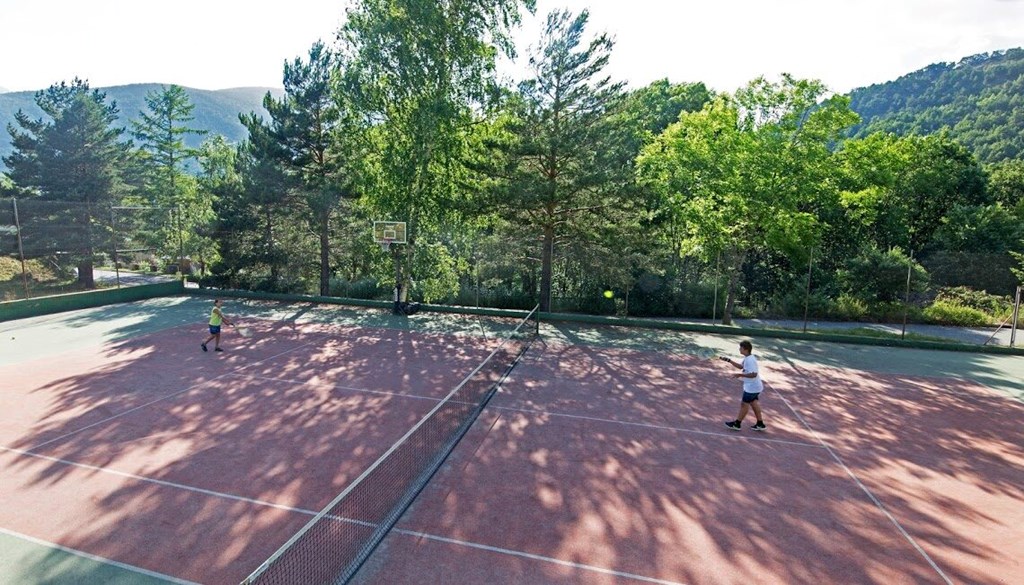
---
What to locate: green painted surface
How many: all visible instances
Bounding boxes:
[0,281,184,322]
[0,530,186,585]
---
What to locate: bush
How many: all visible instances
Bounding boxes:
[922,301,992,326]
[331,278,386,300]
[864,301,920,323]
[933,286,1012,316]
[832,295,868,321]
[454,286,536,310]
[839,247,929,302]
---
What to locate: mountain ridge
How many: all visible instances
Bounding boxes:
[0,84,283,169]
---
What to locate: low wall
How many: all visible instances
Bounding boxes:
[0,280,185,322]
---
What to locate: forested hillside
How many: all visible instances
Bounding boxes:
[0,85,281,168]
[847,48,1024,163]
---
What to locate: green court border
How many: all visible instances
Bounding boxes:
[3,283,1020,356]
[0,281,184,322]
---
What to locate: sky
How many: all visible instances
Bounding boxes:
[1,0,1023,95]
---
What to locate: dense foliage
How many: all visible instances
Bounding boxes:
[848,48,1024,164]
[2,5,1022,327]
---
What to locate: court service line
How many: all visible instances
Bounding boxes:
[1,444,322,515]
[22,341,322,453]
[237,373,447,404]
[236,373,824,449]
[0,526,200,585]
[771,363,954,584]
[491,404,826,449]
[390,528,688,585]
[1,444,685,585]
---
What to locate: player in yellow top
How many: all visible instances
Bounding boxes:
[201,299,233,352]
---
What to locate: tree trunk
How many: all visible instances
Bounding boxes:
[540,225,554,311]
[318,210,330,296]
[77,260,95,288]
[720,248,746,325]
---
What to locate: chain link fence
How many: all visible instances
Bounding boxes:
[1,198,181,301]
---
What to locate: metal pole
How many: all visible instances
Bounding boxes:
[109,206,121,288]
[12,198,30,299]
[712,250,721,322]
[1011,285,1021,347]
[802,246,814,333]
[176,206,185,281]
[901,252,913,339]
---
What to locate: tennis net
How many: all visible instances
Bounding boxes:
[240,305,540,585]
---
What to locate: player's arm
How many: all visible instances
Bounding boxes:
[719,357,742,370]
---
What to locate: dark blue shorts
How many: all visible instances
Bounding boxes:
[741,391,761,403]
[209,325,221,335]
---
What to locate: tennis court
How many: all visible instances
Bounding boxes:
[1,294,1022,584]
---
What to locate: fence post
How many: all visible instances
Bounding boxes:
[1011,285,1021,347]
[12,198,30,299]
[901,251,913,339]
[109,206,121,288]
[712,250,720,322]
[176,205,185,281]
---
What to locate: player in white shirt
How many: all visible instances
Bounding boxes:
[720,340,766,431]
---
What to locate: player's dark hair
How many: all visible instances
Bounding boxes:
[739,340,752,352]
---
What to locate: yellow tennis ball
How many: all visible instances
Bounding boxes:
[603,290,614,299]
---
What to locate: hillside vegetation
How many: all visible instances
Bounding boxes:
[0,84,281,168]
[848,48,1024,163]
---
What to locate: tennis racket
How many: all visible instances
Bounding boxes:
[234,324,252,338]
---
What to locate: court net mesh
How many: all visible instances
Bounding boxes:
[240,305,541,585]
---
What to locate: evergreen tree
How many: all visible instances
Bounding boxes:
[130,84,211,271]
[260,41,363,296]
[3,78,131,287]
[483,9,624,311]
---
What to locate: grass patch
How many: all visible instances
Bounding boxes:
[838,327,952,343]
[762,323,955,344]
[0,256,109,301]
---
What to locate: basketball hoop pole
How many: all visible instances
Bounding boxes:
[373,221,408,315]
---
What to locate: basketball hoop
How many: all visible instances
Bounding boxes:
[379,238,394,252]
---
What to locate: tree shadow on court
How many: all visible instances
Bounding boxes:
[1,307,527,584]
[353,326,1023,585]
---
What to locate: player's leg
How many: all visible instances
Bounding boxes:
[726,399,750,430]
[750,397,766,430]
[202,329,215,351]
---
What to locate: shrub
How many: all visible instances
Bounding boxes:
[933,286,1011,316]
[331,278,385,300]
[832,295,868,321]
[839,247,929,302]
[865,301,919,323]
[922,301,992,326]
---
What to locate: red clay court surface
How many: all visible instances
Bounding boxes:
[2,308,1023,585]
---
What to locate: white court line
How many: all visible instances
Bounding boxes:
[491,404,827,449]
[773,360,954,584]
[389,528,688,585]
[235,373,825,449]
[23,341,321,453]
[1,444,321,516]
[0,526,200,585]
[238,373,447,404]
[1,444,684,584]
